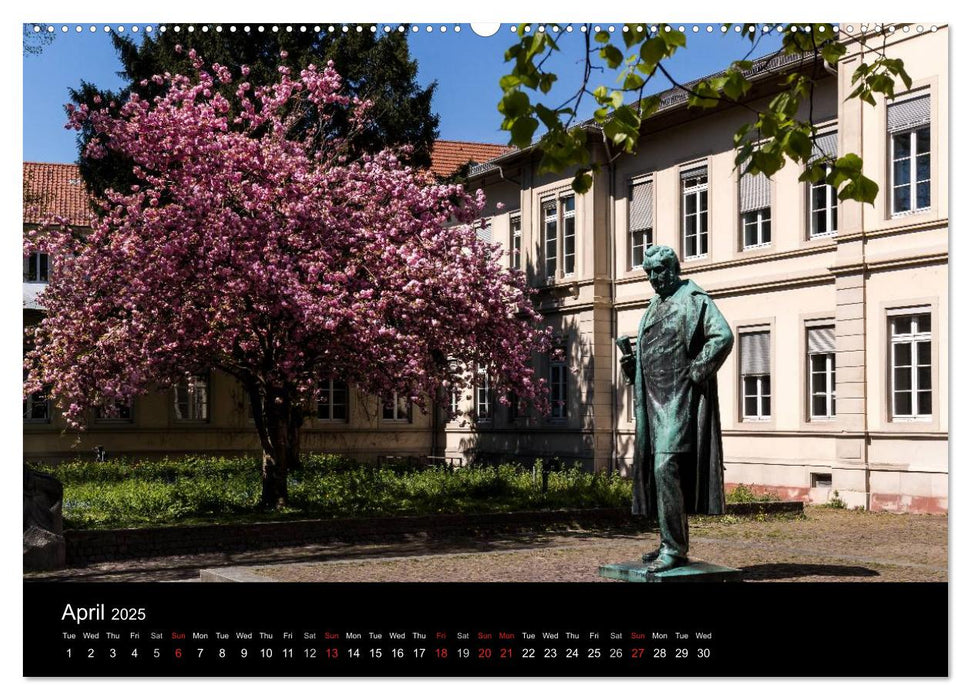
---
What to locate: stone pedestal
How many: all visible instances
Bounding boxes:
[598,560,742,583]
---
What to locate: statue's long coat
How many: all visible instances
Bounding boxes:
[629,280,734,518]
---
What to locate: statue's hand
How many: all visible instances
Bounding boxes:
[689,362,706,385]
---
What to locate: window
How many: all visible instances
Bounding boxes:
[475,366,492,422]
[477,217,493,243]
[890,312,932,420]
[629,178,654,268]
[542,195,576,281]
[510,215,522,270]
[550,345,568,420]
[23,389,50,423]
[506,391,520,424]
[809,132,839,237]
[807,325,836,420]
[317,380,349,421]
[24,252,49,282]
[447,359,462,419]
[96,399,134,423]
[888,94,931,215]
[173,374,209,421]
[681,166,708,259]
[382,392,411,422]
[740,170,771,249]
[739,330,771,421]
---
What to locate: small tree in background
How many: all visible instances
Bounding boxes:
[25,49,549,509]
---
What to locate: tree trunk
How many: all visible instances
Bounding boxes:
[247,384,303,509]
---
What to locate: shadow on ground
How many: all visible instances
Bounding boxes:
[27,525,655,583]
[741,563,880,581]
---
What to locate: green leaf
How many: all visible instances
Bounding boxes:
[499,74,521,90]
[639,37,667,67]
[535,103,561,130]
[835,152,863,172]
[623,71,646,91]
[820,42,847,65]
[601,44,624,69]
[538,72,557,94]
[509,116,539,148]
[786,129,812,161]
[622,24,646,48]
[572,169,593,194]
[498,90,530,119]
[594,30,611,43]
[838,173,879,204]
[659,27,686,49]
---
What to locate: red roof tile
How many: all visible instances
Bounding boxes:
[24,141,512,225]
[429,140,513,178]
[23,162,94,228]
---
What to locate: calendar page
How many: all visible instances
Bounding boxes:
[22,19,949,680]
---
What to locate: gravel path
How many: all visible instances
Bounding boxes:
[255,507,947,583]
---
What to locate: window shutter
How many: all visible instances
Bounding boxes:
[740,331,771,375]
[477,219,493,243]
[807,326,836,354]
[681,165,707,181]
[629,180,654,231]
[739,171,771,213]
[887,94,930,133]
[811,131,838,160]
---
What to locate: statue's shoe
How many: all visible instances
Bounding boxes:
[646,554,688,573]
[641,548,661,563]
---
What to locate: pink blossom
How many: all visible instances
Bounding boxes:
[29,56,551,435]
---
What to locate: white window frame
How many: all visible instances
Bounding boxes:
[24,251,50,283]
[475,366,492,423]
[889,312,932,421]
[173,374,210,422]
[317,379,349,422]
[739,330,771,422]
[809,166,839,238]
[741,207,771,249]
[742,375,771,421]
[382,392,412,423]
[510,214,522,271]
[541,194,577,282]
[561,194,576,276]
[890,125,931,216]
[542,198,558,281]
[808,351,836,421]
[629,177,654,270]
[682,171,709,260]
[549,345,568,420]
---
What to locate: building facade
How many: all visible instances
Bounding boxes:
[446,27,948,513]
[24,29,947,513]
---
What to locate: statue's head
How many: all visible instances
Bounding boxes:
[642,245,682,297]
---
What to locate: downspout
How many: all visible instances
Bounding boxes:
[600,132,619,476]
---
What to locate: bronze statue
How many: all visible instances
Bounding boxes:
[618,245,734,572]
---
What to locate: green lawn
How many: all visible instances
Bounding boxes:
[33,455,633,530]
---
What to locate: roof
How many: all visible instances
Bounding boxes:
[429,140,514,178]
[23,162,94,227]
[23,141,512,223]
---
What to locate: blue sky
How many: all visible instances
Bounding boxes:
[23,23,782,164]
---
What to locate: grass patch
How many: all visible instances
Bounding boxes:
[725,483,777,503]
[31,456,632,530]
